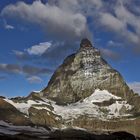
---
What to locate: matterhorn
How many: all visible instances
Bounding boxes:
[0,39,140,139]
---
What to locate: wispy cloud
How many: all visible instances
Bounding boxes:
[26,76,43,84]
[1,0,140,68]
[1,0,140,50]
[4,24,14,30]
[22,65,52,75]
[97,1,140,47]
[100,48,121,60]
[107,40,123,48]
[13,41,78,68]
[13,50,30,60]
[26,42,52,56]
[0,64,52,76]
[1,1,90,41]
[0,75,7,80]
[128,82,140,94]
[0,64,21,74]
[3,19,14,30]
[13,41,52,62]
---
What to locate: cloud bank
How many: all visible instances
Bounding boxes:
[1,1,90,41]
[1,0,140,51]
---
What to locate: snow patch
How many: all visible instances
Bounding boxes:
[4,89,133,121]
[42,89,132,121]
[106,101,132,118]
[4,99,51,115]
[84,89,121,103]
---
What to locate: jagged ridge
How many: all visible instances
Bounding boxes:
[41,39,134,105]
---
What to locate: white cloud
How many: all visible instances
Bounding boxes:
[13,50,25,56]
[108,40,115,47]
[107,40,123,48]
[4,24,14,30]
[99,12,125,32]
[100,48,120,60]
[3,19,14,30]
[27,76,43,84]
[89,0,103,8]
[1,1,89,40]
[88,0,140,47]
[0,64,21,74]
[114,2,140,44]
[27,42,52,56]
[1,0,140,48]
[13,50,30,60]
[128,82,140,94]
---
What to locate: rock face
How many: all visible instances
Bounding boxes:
[0,98,30,125]
[42,39,133,105]
[1,39,140,138]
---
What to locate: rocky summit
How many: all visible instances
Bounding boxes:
[42,39,134,105]
[0,39,140,139]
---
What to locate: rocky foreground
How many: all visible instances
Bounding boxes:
[0,131,139,140]
[0,121,139,140]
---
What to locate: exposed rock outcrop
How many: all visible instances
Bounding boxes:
[0,98,30,125]
[42,39,134,106]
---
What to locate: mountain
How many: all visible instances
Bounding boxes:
[41,39,134,105]
[0,39,140,139]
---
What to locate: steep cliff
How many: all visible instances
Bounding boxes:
[42,39,134,105]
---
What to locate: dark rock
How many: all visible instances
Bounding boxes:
[80,38,93,48]
[0,96,5,99]
[0,129,137,140]
[112,131,136,140]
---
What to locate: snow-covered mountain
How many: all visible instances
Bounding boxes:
[0,89,139,139]
[0,39,140,138]
[41,39,135,106]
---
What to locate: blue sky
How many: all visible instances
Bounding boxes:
[0,0,140,97]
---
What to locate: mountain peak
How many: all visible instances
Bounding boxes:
[42,39,133,105]
[80,38,93,49]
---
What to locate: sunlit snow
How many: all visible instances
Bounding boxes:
[4,89,133,121]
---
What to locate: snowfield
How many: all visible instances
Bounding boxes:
[4,89,133,121]
[4,99,50,115]
[83,89,121,103]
